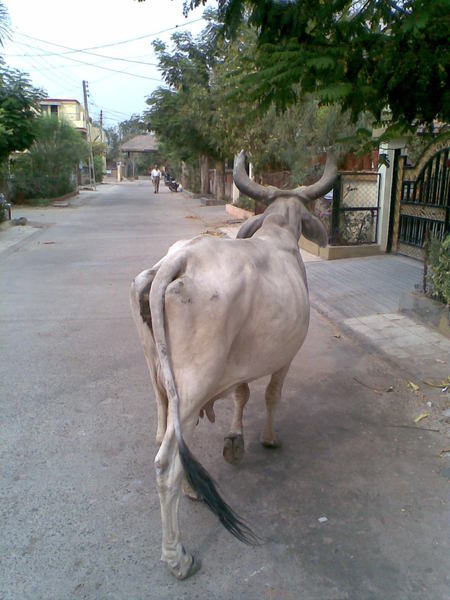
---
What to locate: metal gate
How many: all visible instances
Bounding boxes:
[330,172,380,246]
[391,137,450,259]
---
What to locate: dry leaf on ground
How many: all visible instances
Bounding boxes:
[414,412,430,424]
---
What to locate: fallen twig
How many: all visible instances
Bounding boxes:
[414,412,430,423]
[423,376,450,389]
[353,377,385,395]
[388,424,440,433]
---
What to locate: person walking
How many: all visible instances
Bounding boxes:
[151,165,161,193]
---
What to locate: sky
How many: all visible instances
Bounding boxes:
[3,0,213,128]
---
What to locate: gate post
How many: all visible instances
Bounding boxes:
[330,175,341,245]
[390,153,406,253]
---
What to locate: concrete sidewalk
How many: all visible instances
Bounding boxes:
[305,255,449,371]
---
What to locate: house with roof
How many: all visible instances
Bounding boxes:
[39,99,87,134]
[119,134,158,179]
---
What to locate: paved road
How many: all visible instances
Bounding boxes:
[1,182,448,599]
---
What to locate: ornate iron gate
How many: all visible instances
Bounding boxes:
[392,137,450,259]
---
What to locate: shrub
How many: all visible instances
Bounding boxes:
[10,115,88,202]
[235,194,255,212]
[93,155,104,183]
[427,234,450,305]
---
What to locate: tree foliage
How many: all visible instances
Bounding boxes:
[185,0,449,130]
[104,126,120,162]
[0,3,43,164]
[145,13,224,167]
[118,113,148,142]
[0,63,44,164]
[142,9,376,192]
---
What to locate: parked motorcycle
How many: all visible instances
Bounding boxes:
[164,173,182,193]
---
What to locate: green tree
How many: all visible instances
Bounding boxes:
[0,65,43,164]
[143,6,376,194]
[206,20,372,183]
[145,13,226,196]
[0,3,43,166]
[10,115,88,202]
[93,155,104,184]
[104,125,120,163]
[119,114,147,142]
[185,0,449,133]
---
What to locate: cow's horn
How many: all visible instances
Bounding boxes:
[287,148,337,201]
[233,151,274,203]
[233,149,337,204]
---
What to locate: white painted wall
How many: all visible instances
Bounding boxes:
[377,139,408,252]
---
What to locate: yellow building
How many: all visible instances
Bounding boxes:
[39,98,87,134]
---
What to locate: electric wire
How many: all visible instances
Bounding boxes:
[7,37,164,81]
[9,32,159,66]
[11,41,84,93]
[8,18,203,56]
[4,18,191,124]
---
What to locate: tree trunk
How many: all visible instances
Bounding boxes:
[215,160,225,203]
[181,161,189,190]
[200,155,209,195]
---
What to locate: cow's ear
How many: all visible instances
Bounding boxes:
[301,213,328,247]
[236,214,265,239]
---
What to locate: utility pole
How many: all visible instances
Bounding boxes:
[82,80,96,189]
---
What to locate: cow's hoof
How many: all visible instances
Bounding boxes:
[260,435,281,449]
[223,433,245,465]
[167,552,200,580]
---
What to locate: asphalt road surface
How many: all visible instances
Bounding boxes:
[1,182,448,599]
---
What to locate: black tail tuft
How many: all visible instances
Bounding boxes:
[178,439,261,546]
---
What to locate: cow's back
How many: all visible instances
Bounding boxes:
[157,235,309,402]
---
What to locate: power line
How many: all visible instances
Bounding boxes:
[9,18,203,56]
[92,104,133,118]
[8,38,164,82]
[85,85,138,119]
[9,33,159,66]
[11,41,84,91]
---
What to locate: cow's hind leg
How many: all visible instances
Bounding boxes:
[154,384,168,445]
[261,364,290,448]
[131,269,169,444]
[155,419,199,580]
[223,383,249,465]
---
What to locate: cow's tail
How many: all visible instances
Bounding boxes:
[150,255,260,546]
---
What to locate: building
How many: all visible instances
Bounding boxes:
[39,98,87,135]
[119,134,158,179]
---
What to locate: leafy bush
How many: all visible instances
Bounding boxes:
[427,235,450,305]
[10,115,88,202]
[93,155,104,183]
[235,194,255,212]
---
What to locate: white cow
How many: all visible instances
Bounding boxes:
[130,150,336,579]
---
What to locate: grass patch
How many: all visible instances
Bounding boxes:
[14,197,53,207]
